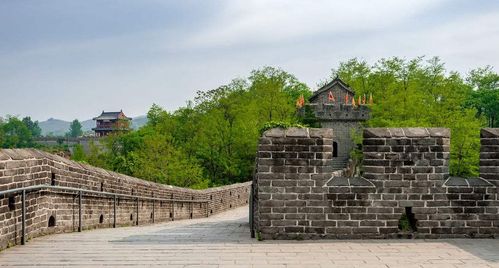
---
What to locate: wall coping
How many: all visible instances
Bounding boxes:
[481,128,499,138]
[364,128,450,138]
[262,127,333,139]
[0,149,251,193]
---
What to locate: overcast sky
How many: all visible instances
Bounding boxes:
[0,0,498,121]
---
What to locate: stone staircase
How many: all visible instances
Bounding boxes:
[332,159,348,170]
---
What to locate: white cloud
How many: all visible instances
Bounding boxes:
[186,0,449,47]
[1,0,498,120]
[344,10,499,72]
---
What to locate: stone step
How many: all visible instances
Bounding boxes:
[332,159,348,170]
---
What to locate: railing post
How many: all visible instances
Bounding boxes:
[172,200,175,221]
[21,190,26,245]
[152,199,155,223]
[113,195,117,228]
[136,197,139,226]
[250,184,255,238]
[78,191,82,232]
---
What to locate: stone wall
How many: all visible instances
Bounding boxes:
[253,127,334,239]
[34,137,104,154]
[0,149,251,250]
[480,128,499,187]
[253,127,499,239]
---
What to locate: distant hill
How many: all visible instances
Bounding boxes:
[39,116,148,137]
[38,118,70,136]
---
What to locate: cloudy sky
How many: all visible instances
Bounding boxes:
[0,0,498,121]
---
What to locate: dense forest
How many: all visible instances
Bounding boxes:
[2,57,498,188]
[75,67,311,188]
[331,57,497,177]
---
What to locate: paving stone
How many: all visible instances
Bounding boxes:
[1,206,499,267]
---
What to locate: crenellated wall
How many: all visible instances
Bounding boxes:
[0,149,251,250]
[253,127,499,239]
[480,128,499,187]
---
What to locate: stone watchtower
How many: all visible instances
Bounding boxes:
[306,78,370,169]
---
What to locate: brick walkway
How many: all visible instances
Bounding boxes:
[0,206,498,267]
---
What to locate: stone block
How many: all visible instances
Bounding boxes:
[259,145,284,152]
[309,128,333,139]
[389,128,405,137]
[326,227,353,234]
[285,127,309,138]
[428,128,451,138]
[480,159,499,166]
[403,128,429,137]
[481,128,499,138]
[364,128,392,138]
[284,226,304,233]
[263,128,285,137]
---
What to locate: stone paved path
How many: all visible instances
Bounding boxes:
[1,206,498,267]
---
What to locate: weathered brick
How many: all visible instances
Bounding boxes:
[253,127,499,240]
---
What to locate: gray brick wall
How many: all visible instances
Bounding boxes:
[480,128,499,187]
[253,127,499,239]
[0,149,251,250]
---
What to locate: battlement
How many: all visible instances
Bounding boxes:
[252,127,499,240]
[306,103,370,121]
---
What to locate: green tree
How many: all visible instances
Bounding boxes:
[147,103,169,127]
[84,67,312,187]
[22,117,42,138]
[0,117,5,147]
[248,66,310,123]
[86,140,110,169]
[466,66,499,127]
[2,117,33,148]
[67,119,83,138]
[132,134,207,188]
[71,144,86,162]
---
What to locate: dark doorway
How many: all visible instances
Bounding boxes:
[48,216,56,227]
[333,142,338,157]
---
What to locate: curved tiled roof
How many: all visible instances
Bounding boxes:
[309,77,355,102]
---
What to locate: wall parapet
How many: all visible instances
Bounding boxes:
[0,149,251,250]
[253,127,499,240]
[480,128,499,186]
